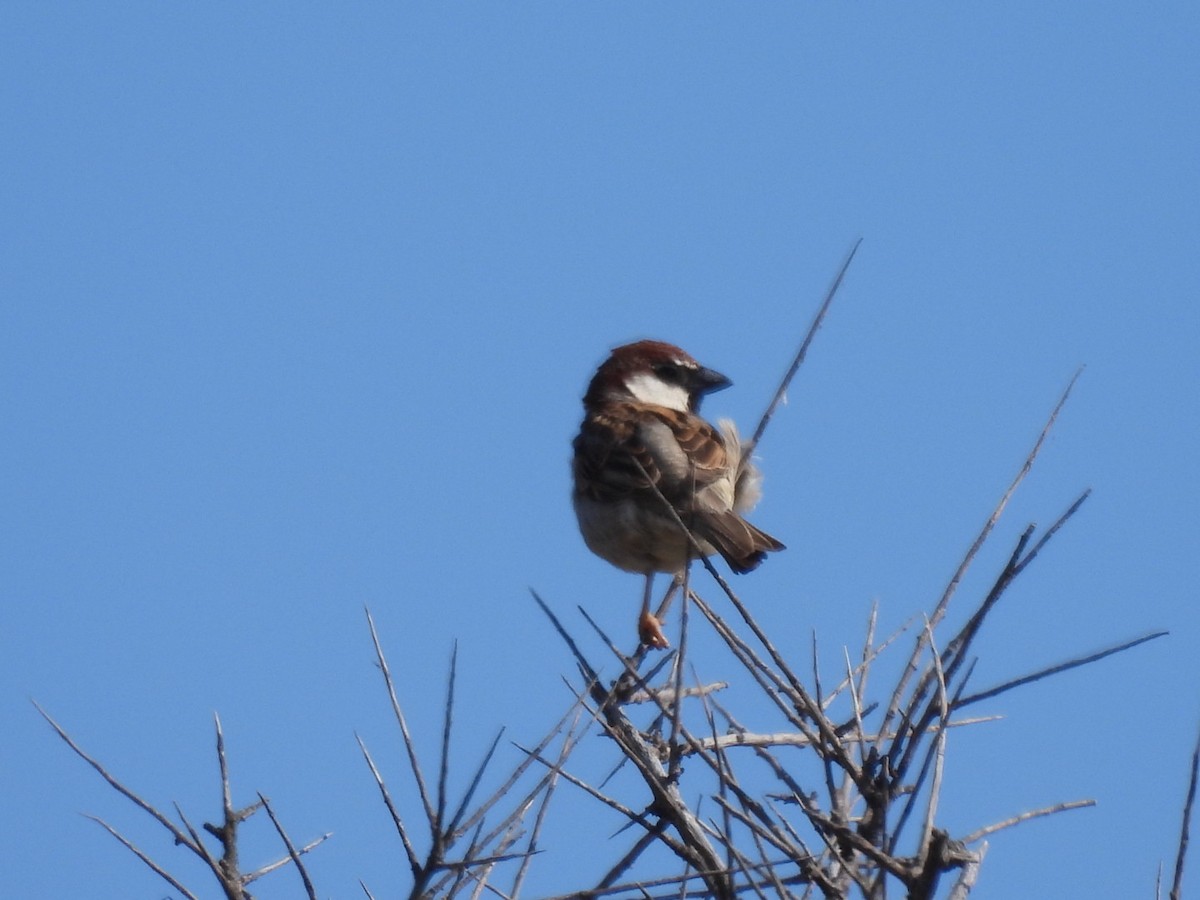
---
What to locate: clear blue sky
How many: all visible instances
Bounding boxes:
[3,4,1197,898]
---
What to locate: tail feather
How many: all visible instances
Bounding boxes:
[696,511,785,574]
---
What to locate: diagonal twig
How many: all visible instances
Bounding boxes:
[84,815,200,900]
[956,630,1168,709]
[509,715,575,898]
[915,618,951,877]
[436,643,459,846]
[960,799,1095,845]
[34,702,200,854]
[365,608,437,831]
[876,369,1083,756]
[447,727,506,839]
[1171,726,1200,900]
[355,732,421,876]
[247,832,332,883]
[258,793,318,900]
[747,237,862,452]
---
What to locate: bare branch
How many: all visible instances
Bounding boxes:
[453,691,588,841]
[84,815,200,900]
[436,642,459,845]
[933,366,1083,631]
[946,842,988,900]
[509,718,573,898]
[878,369,1083,753]
[530,589,602,685]
[215,712,234,826]
[448,727,506,839]
[961,799,1096,844]
[626,682,729,705]
[355,732,421,876]
[748,237,862,451]
[172,802,225,888]
[681,717,999,757]
[247,832,333,882]
[1171,727,1200,900]
[916,619,951,874]
[956,631,1168,709]
[595,828,668,893]
[257,793,318,900]
[32,702,201,856]
[365,608,437,830]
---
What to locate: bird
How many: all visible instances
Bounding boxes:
[571,339,784,649]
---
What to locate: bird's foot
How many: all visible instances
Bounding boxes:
[638,610,670,649]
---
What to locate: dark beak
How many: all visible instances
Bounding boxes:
[694,366,732,395]
[689,366,731,412]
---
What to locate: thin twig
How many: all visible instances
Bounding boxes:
[453,690,588,841]
[33,702,201,855]
[960,799,1095,844]
[84,815,200,900]
[248,832,332,882]
[747,237,862,451]
[810,632,839,814]
[174,802,227,887]
[215,712,234,825]
[877,369,1083,754]
[365,608,437,830]
[510,718,573,898]
[689,591,813,732]
[448,712,594,891]
[258,793,318,900]
[842,646,867,764]
[596,828,668,892]
[1011,488,1092,577]
[696,673,737,878]
[888,661,977,858]
[682,718,999,757]
[436,643,459,844]
[821,611,915,713]
[1171,727,1200,900]
[355,733,421,876]
[668,564,692,780]
[956,630,1168,709]
[531,590,601,684]
[446,726,504,838]
[42,704,257,896]
[516,744,662,835]
[915,618,950,872]
[626,682,730,705]
[933,366,1083,632]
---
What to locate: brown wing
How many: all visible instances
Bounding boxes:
[574,402,785,573]
[572,402,729,506]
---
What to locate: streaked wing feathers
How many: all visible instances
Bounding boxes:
[573,402,728,504]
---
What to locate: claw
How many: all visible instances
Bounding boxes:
[638,609,670,649]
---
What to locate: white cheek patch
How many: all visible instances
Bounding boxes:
[625,372,691,411]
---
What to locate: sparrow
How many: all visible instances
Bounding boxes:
[572,340,785,649]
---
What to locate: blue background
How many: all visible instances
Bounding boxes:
[3,4,1197,897]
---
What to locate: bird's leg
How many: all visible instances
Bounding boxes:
[638,573,670,649]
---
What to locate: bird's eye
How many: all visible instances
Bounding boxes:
[654,362,683,383]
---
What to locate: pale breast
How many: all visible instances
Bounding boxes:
[572,493,715,575]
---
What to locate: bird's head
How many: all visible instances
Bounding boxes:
[583,340,731,413]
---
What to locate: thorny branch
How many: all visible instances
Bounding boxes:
[34,703,327,900]
[39,247,1186,900]
[512,362,1163,898]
